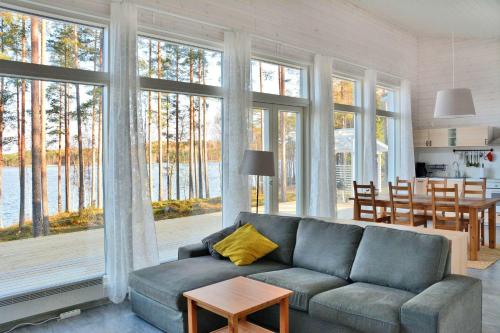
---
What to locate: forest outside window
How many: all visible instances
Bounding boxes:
[0,9,105,298]
[137,36,223,262]
[251,59,305,98]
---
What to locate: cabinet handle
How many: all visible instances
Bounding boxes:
[429,140,432,147]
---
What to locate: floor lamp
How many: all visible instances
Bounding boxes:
[241,150,275,214]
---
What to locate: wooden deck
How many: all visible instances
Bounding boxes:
[0,213,221,300]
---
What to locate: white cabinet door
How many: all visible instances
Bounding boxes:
[414,129,429,147]
[456,127,491,147]
[428,128,449,147]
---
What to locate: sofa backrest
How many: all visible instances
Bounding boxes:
[234,212,300,265]
[350,226,450,293]
[293,218,364,280]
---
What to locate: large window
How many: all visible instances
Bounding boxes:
[333,76,359,218]
[0,10,105,298]
[376,85,397,192]
[138,36,223,261]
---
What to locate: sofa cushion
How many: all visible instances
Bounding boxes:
[249,267,348,312]
[213,224,278,266]
[129,256,289,311]
[293,219,364,280]
[350,226,449,293]
[202,221,242,259]
[310,282,415,333]
[234,212,300,265]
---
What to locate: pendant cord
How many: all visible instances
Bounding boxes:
[452,32,455,88]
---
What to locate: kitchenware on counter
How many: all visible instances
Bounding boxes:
[486,151,494,162]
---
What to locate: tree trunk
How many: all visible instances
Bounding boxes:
[147,40,153,197]
[74,26,84,211]
[19,18,27,230]
[201,58,209,198]
[57,84,63,212]
[166,96,171,200]
[31,16,43,237]
[0,77,4,229]
[97,45,103,208]
[175,47,180,200]
[188,51,194,199]
[197,52,203,198]
[90,32,98,207]
[40,19,49,235]
[157,41,163,201]
[64,82,70,212]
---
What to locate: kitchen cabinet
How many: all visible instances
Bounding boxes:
[414,126,494,148]
[414,129,430,147]
[456,127,492,147]
[428,128,449,147]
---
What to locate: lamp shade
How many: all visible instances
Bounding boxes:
[240,150,275,176]
[434,88,475,118]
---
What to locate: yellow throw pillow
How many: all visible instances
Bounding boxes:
[213,224,278,266]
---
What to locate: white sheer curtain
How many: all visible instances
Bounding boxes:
[400,79,416,179]
[362,69,377,184]
[104,0,159,304]
[309,54,336,218]
[222,31,251,227]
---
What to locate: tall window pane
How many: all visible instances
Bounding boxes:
[334,111,356,218]
[278,111,298,215]
[141,91,222,261]
[376,115,391,192]
[0,78,104,297]
[137,37,222,87]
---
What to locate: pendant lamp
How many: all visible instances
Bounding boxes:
[434,33,475,118]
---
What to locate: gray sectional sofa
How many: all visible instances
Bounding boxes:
[129,212,482,333]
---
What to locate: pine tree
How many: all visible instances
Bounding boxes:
[40,18,49,235]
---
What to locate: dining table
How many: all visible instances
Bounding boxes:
[352,194,499,260]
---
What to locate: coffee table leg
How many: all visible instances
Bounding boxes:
[489,205,496,249]
[228,316,238,333]
[187,299,197,333]
[280,298,289,333]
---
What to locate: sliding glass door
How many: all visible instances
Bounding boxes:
[250,104,303,216]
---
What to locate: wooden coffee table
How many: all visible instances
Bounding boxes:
[183,276,292,333]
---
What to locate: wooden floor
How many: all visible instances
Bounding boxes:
[0,213,221,299]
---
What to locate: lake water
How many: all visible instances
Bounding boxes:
[0,162,222,228]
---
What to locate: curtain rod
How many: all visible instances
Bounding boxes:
[135,4,403,81]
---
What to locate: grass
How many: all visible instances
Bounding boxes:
[0,197,222,242]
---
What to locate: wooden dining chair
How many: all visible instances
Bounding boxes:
[353,181,391,223]
[389,182,427,227]
[461,178,487,246]
[427,178,448,195]
[431,184,463,231]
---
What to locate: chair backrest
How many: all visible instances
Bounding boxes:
[431,184,461,231]
[353,181,377,222]
[395,177,414,192]
[427,178,447,195]
[462,178,486,199]
[389,181,416,225]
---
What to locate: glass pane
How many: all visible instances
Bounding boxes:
[376,115,390,192]
[138,37,222,87]
[333,77,356,105]
[334,111,356,219]
[251,59,304,97]
[0,10,104,71]
[141,91,222,261]
[249,108,266,212]
[376,86,395,111]
[278,112,298,215]
[0,77,103,298]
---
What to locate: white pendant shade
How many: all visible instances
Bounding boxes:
[434,88,475,118]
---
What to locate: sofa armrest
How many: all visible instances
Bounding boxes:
[178,243,209,260]
[401,274,482,333]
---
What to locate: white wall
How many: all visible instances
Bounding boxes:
[9,0,418,82]
[414,36,500,129]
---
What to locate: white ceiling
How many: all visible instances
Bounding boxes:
[347,0,500,38]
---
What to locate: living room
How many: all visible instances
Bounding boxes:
[0,0,498,332]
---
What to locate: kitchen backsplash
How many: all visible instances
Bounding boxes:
[415,146,500,179]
